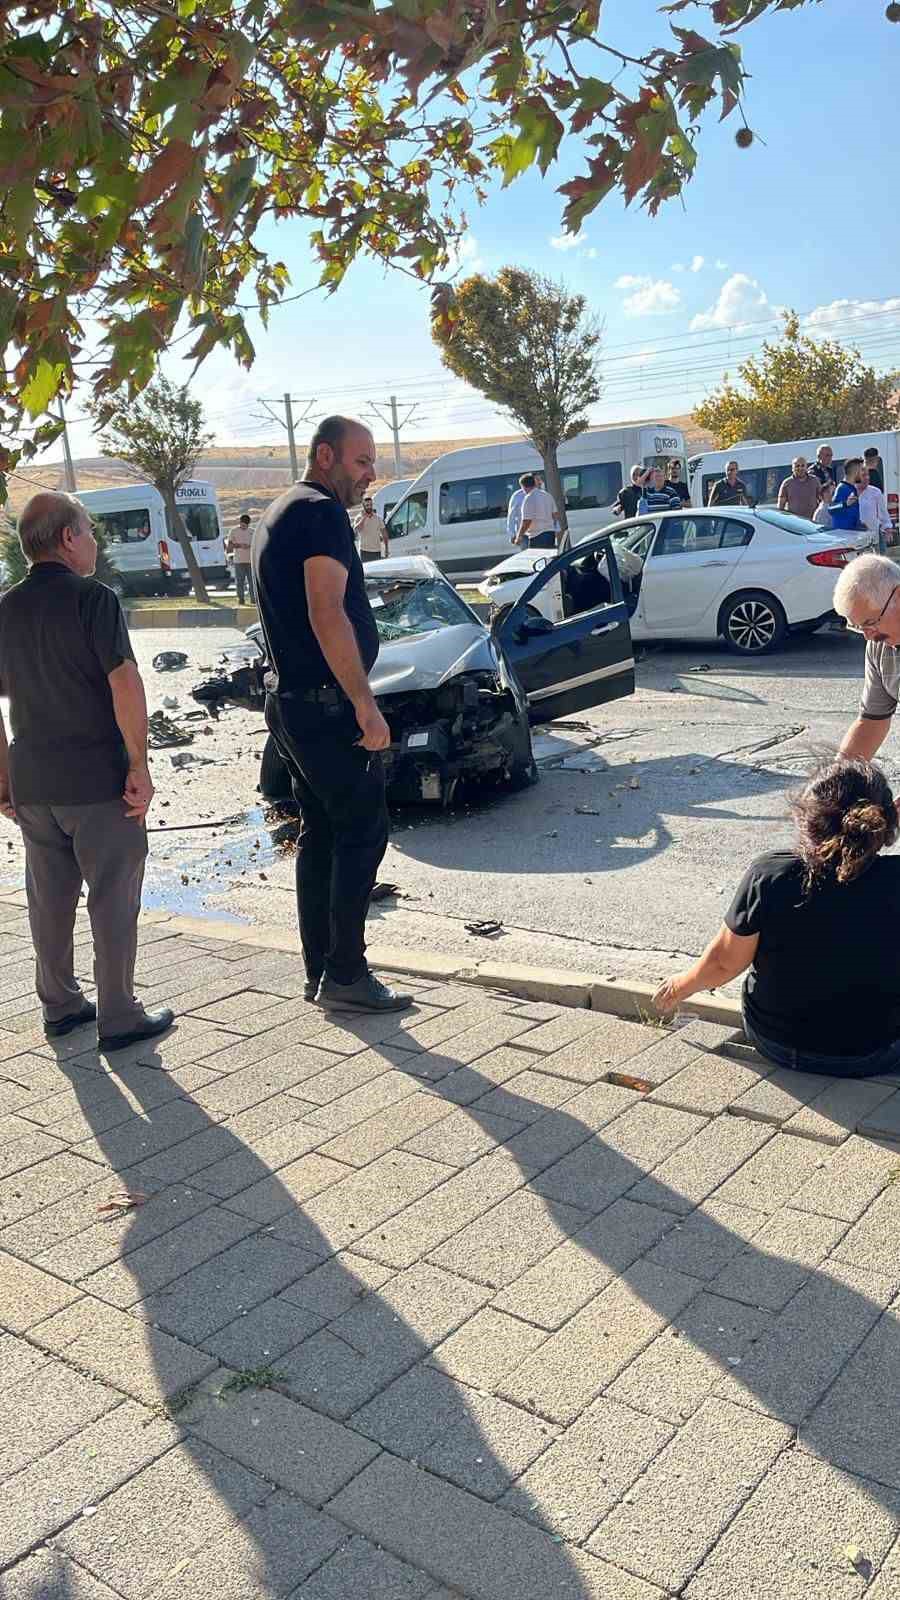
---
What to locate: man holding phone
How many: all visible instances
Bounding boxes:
[253,416,411,1014]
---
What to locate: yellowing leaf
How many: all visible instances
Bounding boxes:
[20,358,65,419]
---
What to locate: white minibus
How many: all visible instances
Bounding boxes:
[384,424,686,581]
[373,478,413,520]
[77,480,229,594]
[690,432,900,528]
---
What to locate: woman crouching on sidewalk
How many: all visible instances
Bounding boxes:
[654,759,900,1078]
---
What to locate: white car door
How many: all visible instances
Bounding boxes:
[640,513,752,631]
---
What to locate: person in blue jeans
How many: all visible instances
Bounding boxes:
[653,758,900,1077]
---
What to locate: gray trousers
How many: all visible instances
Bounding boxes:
[234,563,255,604]
[16,799,148,1035]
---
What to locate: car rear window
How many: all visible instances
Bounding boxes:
[754,508,825,537]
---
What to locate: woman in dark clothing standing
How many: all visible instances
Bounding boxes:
[654,760,900,1078]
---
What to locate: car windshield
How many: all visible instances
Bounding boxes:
[754,507,824,538]
[364,575,473,641]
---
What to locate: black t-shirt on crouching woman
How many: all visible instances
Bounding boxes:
[726,849,900,1057]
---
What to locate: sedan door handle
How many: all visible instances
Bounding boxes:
[591,621,619,635]
[697,560,729,567]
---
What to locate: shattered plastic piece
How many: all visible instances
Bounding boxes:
[844,1545,871,1577]
[98,1192,148,1215]
[628,777,641,790]
[152,651,188,672]
[148,711,193,749]
[370,882,400,902]
[575,806,602,816]
[464,919,504,938]
[608,1072,652,1094]
[170,751,215,768]
[162,695,179,709]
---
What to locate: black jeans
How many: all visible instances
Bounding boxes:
[265,692,389,986]
[743,1007,900,1080]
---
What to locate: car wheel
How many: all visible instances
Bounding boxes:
[720,590,787,655]
[259,733,293,801]
[507,756,539,791]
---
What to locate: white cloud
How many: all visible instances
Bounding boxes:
[715,259,729,271]
[671,262,685,273]
[582,247,598,261]
[690,255,705,273]
[804,295,900,328]
[614,274,681,317]
[449,233,483,275]
[550,230,587,251]
[689,272,778,333]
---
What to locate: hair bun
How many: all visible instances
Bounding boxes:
[843,801,887,840]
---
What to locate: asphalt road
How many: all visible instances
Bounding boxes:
[0,623,885,987]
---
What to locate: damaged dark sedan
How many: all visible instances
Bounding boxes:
[192,550,635,806]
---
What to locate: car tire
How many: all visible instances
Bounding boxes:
[259,733,293,801]
[508,756,539,791]
[720,590,787,655]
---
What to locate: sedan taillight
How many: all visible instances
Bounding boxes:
[806,548,854,568]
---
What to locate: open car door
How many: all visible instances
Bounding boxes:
[494,533,635,722]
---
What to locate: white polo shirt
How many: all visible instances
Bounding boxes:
[519,487,558,538]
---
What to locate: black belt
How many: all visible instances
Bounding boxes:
[277,684,346,706]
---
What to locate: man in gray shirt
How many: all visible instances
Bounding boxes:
[0,492,173,1050]
[834,554,900,760]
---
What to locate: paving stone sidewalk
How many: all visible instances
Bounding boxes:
[2,895,900,1598]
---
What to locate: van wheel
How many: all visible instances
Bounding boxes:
[720,591,787,655]
[259,734,293,801]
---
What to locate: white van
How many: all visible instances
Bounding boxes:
[690,432,900,528]
[373,478,413,521]
[78,480,229,595]
[384,424,686,581]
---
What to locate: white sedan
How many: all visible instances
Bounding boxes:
[478,507,869,656]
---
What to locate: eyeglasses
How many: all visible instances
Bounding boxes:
[848,585,899,635]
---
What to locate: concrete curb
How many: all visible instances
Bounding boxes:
[142,908,743,1028]
[125,605,258,629]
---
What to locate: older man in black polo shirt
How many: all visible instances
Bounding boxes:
[253,415,411,1014]
[0,492,173,1050]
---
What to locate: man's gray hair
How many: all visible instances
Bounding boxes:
[18,490,85,562]
[834,553,898,619]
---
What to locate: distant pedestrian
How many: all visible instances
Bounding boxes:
[666,458,691,505]
[506,475,531,544]
[253,415,411,1015]
[859,467,893,554]
[864,446,885,492]
[227,513,255,604]
[707,460,754,508]
[0,492,173,1051]
[810,444,838,490]
[777,457,819,521]
[353,495,389,562]
[614,465,644,520]
[516,474,559,548]
[829,458,864,532]
[638,466,681,515]
[813,481,834,529]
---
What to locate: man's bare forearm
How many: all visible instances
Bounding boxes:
[839,716,892,762]
[109,660,149,769]
[310,604,376,712]
[0,709,9,787]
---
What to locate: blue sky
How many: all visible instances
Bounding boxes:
[60,0,900,462]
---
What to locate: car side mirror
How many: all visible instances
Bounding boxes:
[517,613,554,639]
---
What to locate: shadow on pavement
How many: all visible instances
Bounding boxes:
[8,997,900,1598]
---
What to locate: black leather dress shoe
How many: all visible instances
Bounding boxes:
[98,1008,175,1052]
[44,1001,97,1038]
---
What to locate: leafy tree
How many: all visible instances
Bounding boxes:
[0,0,884,491]
[432,267,600,534]
[694,314,900,447]
[93,375,213,601]
[1,510,119,589]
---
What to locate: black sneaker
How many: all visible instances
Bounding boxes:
[303,977,321,1003]
[316,973,413,1014]
[44,1000,97,1038]
[98,1008,175,1052]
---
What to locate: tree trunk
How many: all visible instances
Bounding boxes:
[162,489,210,603]
[540,447,569,546]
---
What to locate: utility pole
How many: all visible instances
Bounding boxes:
[368,395,419,478]
[256,397,314,480]
[284,393,298,482]
[58,398,76,492]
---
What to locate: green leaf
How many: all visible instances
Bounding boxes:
[177,0,198,14]
[7,183,37,252]
[21,358,64,419]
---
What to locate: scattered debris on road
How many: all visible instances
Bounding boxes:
[464,919,505,938]
[148,711,193,749]
[370,882,401,902]
[170,750,216,769]
[97,1191,147,1215]
[152,650,189,672]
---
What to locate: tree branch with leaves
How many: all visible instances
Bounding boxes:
[93,375,213,601]
[432,267,601,535]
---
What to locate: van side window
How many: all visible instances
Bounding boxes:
[179,506,219,542]
[439,475,518,525]
[96,509,152,544]
[561,461,624,510]
[387,491,428,539]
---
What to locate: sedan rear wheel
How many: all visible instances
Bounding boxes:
[721,590,787,656]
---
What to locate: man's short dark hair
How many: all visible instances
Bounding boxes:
[306,415,358,468]
[239,513,251,525]
[844,457,863,473]
[520,473,537,490]
[864,446,880,460]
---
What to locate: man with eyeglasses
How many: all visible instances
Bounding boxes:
[835,555,900,764]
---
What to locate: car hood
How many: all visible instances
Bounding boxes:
[483,549,550,583]
[371,623,498,695]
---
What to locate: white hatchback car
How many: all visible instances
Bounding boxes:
[479,507,869,655]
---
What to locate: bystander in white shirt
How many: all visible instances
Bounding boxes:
[506,486,527,544]
[859,482,893,553]
[518,487,559,544]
